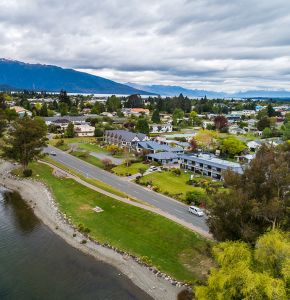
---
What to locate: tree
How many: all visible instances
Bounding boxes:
[257,116,271,131]
[0,111,7,137]
[189,137,198,152]
[106,144,121,155]
[195,230,289,300]
[206,144,290,243]
[262,127,272,138]
[189,111,201,126]
[282,123,290,141]
[220,136,246,157]
[59,102,68,116]
[94,127,104,137]
[214,115,228,130]
[3,117,47,171]
[136,119,149,134]
[172,108,184,125]
[195,129,218,151]
[125,94,143,108]
[39,103,48,117]
[59,90,71,107]
[151,109,160,123]
[101,158,113,170]
[267,104,277,117]
[65,122,75,138]
[106,95,121,112]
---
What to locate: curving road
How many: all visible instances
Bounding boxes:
[45,145,209,233]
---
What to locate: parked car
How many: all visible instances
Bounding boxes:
[148,166,161,172]
[188,205,204,217]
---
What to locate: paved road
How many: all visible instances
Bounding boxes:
[46,145,209,232]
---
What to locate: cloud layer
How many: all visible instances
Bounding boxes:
[0,0,290,92]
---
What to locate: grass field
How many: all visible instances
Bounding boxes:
[71,151,105,169]
[77,143,107,153]
[22,162,213,283]
[42,156,130,198]
[112,162,149,176]
[138,171,206,201]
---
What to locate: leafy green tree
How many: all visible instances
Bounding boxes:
[59,102,68,116]
[3,117,47,171]
[39,103,48,117]
[136,119,149,134]
[91,102,106,114]
[195,230,289,300]
[257,116,271,131]
[151,109,160,123]
[106,95,121,112]
[59,90,71,107]
[189,111,201,126]
[267,104,277,117]
[262,127,272,138]
[0,111,7,137]
[207,144,290,243]
[172,108,184,125]
[5,108,18,123]
[220,136,246,157]
[65,122,75,138]
[94,127,104,137]
[282,123,290,141]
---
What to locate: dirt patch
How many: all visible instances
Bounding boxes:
[79,204,92,211]
[179,248,214,282]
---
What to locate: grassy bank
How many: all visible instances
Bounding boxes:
[112,162,149,176]
[138,171,207,201]
[20,162,213,283]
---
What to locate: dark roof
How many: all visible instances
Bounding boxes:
[137,141,183,152]
[105,130,147,142]
[147,152,179,160]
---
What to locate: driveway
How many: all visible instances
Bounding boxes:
[89,152,123,165]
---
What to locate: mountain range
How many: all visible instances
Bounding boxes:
[0,58,152,95]
[127,83,290,99]
[1,58,290,98]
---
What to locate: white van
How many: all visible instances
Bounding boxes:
[188,206,204,217]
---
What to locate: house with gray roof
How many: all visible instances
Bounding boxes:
[146,152,180,165]
[136,141,184,154]
[180,153,243,180]
[104,130,149,150]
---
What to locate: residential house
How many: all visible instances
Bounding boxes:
[10,106,32,117]
[180,153,243,180]
[146,152,180,165]
[122,108,150,117]
[74,124,95,137]
[104,130,149,150]
[136,141,184,154]
[149,123,173,134]
[247,140,263,152]
[228,125,246,135]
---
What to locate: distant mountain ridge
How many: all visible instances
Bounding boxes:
[127,82,290,99]
[0,58,153,95]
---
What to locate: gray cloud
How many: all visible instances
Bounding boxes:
[0,0,290,92]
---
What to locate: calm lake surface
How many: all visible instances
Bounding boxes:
[0,188,152,300]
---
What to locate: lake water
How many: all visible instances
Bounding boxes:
[0,188,152,300]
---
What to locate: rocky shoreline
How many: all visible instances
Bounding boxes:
[0,161,192,300]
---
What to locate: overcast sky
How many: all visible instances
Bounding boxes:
[0,0,290,92]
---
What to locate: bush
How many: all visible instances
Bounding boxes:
[23,169,33,177]
[78,223,91,234]
[172,168,181,176]
[55,139,64,147]
[185,190,208,205]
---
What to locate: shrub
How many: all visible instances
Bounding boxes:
[185,190,208,205]
[55,139,64,147]
[78,223,91,234]
[23,169,33,177]
[172,168,181,176]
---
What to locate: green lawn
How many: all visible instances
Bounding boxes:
[77,143,107,153]
[49,137,96,146]
[43,156,129,199]
[138,171,206,201]
[112,162,149,176]
[24,162,213,283]
[71,151,105,169]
